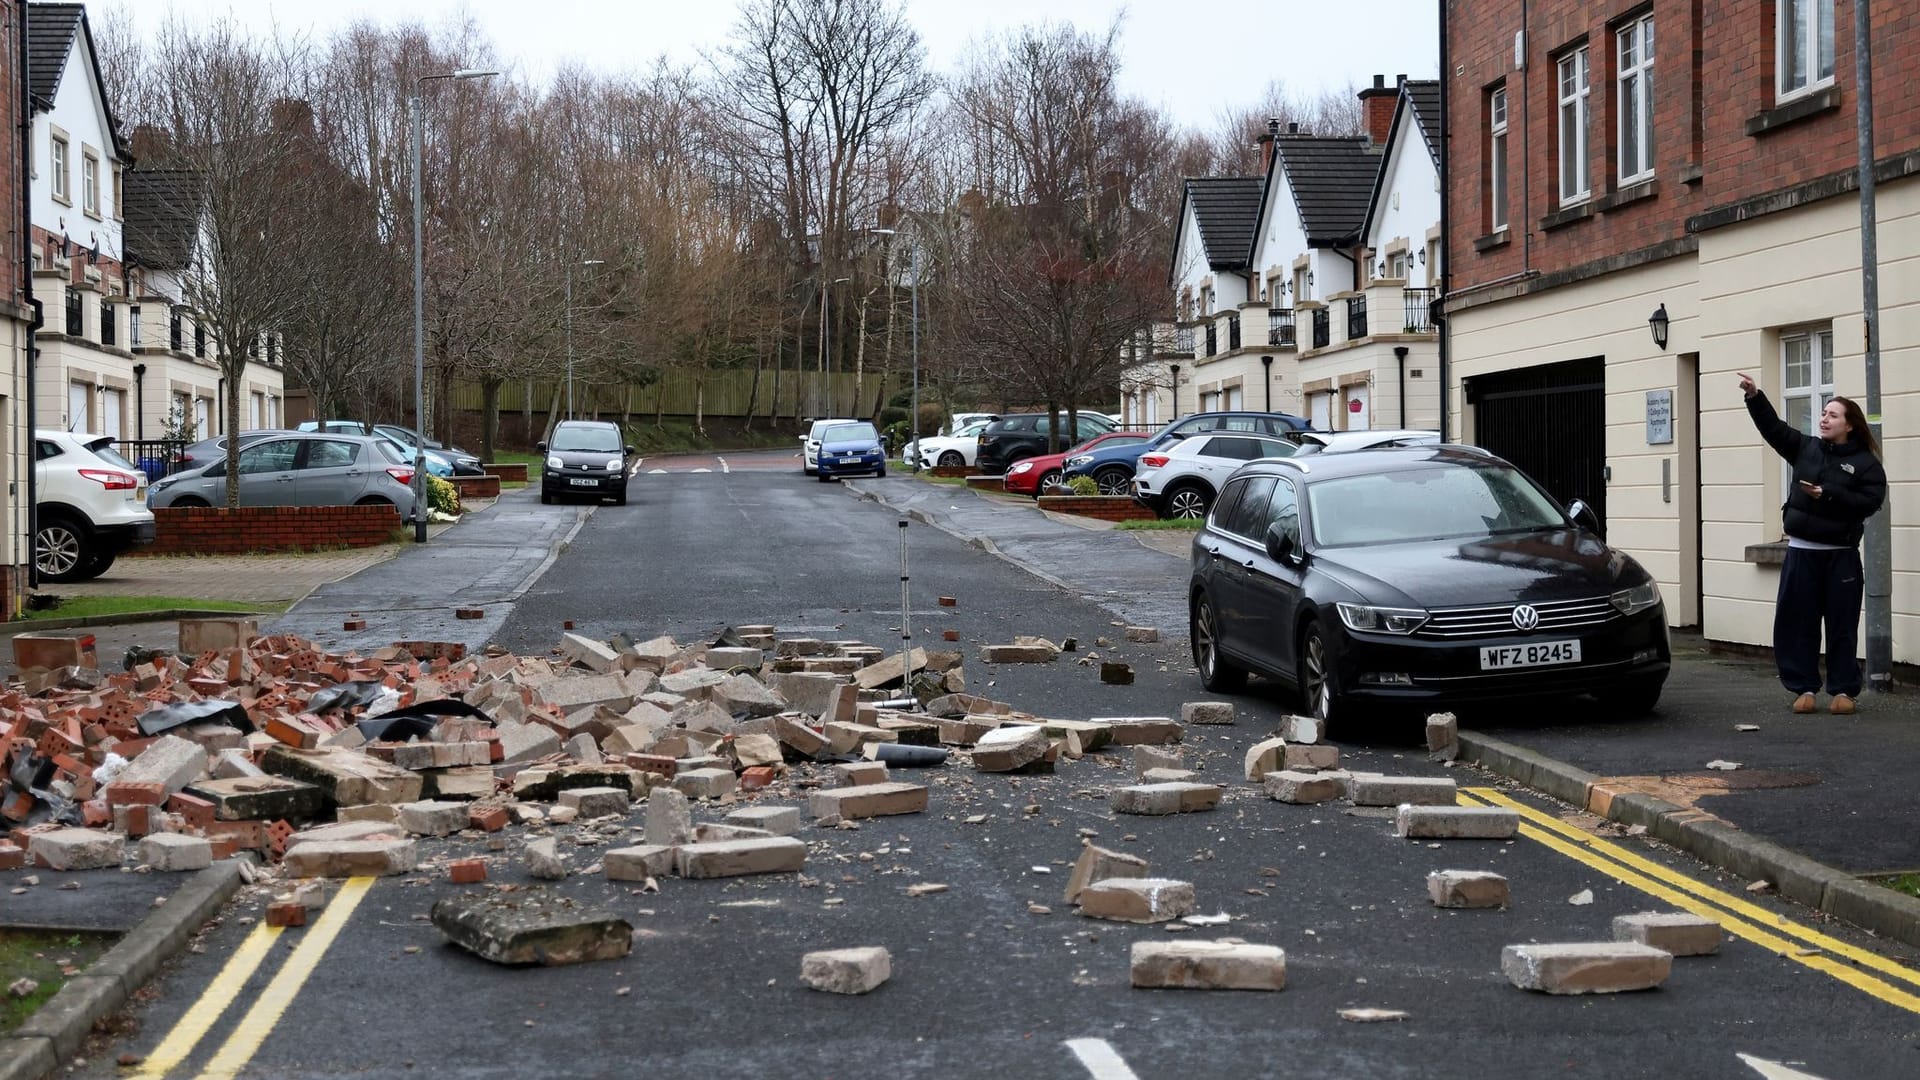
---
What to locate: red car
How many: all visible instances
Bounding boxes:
[1003,431,1149,497]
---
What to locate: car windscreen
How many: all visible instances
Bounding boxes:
[552,426,622,453]
[1307,463,1567,548]
[822,423,879,444]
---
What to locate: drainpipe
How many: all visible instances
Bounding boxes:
[22,4,39,592]
[1261,355,1273,411]
[1436,0,1452,441]
[1395,345,1409,428]
[133,363,146,441]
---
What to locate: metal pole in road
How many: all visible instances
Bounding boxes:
[1855,1,1891,689]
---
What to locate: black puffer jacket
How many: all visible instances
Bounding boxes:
[1747,391,1887,546]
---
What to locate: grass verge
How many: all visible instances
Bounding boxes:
[491,450,544,483]
[1115,517,1202,531]
[0,929,117,1035]
[23,596,277,621]
[1875,872,1920,899]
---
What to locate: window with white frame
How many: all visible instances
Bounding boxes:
[50,135,69,203]
[1777,0,1835,102]
[1617,16,1654,184]
[1556,46,1591,205]
[1388,250,1408,279]
[1489,85,1509,230]
[1780,326,1835,488]
[81,151,99,216]
[1294,268,1311,303]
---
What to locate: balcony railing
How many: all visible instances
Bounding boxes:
[1227,313,1241,351]
[116,438,190,482]
[1172,325,1194,354]
[1268,308,1295,347]
[1347,295,1368,340]
[1311,307,1330,349]
[130,306,142,348]
[65,290,82,337]
[1204,322,1217,357]
[99,300,115,347]
[1404,287,1437,333]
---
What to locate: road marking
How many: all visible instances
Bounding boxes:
[1738,1054,1831,1079]
[717,456,730,473]
[1462,787,1920,989]
[692,467,712,473]
[192,877,376,1080]
[132,923,285,1078]
[1459,790,1920,1016]
[648,468,667,474]
[1064,1038,1141,1080]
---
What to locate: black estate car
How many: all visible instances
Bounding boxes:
[539,420,634,505]
[1188,445,1669,726]
[975,412,1115,475]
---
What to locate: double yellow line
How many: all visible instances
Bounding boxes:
[135,878,376,1079]
[1459,787,1920,1015]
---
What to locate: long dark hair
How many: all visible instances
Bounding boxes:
[1830,396,1881,459]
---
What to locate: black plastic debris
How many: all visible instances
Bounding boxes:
[865,743,949,767]
[123,645,174,672]
[711,627,749,649]
[136,699,256,738]
[305,681,392,715]
[355,698,493,742]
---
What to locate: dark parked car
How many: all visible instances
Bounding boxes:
[1064,411,1312,494]
[975,412,1115,475]
[540,420,633,505]
[1187,445,1669,727]
[815,421,887,481]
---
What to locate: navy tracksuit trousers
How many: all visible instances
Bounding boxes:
[1773,546,1864,697]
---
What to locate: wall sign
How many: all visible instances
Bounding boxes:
[1645,389,1673,445]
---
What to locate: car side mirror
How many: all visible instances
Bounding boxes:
[625,445,636,456]
[1567,498,1601,534]
[1264,522,1300,565]
[535,442,548,453]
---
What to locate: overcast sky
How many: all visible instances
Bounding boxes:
[106,0,1438,133]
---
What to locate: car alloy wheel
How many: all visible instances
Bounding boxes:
[1094,466,1131,495]
[1166,484,1210,520]
[938,451,964,468]
[34,519,87,582]
[1038,469,1062,493]
[1190,593,1247,692]
[1301,623,1341,725]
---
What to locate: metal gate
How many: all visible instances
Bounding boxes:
[1466,357,1606,530]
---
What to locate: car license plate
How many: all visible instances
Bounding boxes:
[569,478,597,487]
[839,456,862,463]
[1480,640,1580,669]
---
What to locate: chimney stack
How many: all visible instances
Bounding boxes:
[1258,117,1281,172]
[1358,74,1398,147]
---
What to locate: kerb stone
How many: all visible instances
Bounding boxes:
[261,745,424,806]
[432,894,631,966]
[604,845,676,881]
[1501,943,1672,994]
[282,837,417,877]
[1282,744,1340,771]
[117,735,208,795]
[1130,941,1286,991]
[559,633,621,673]
[1110,782,1221,816]
[1282,714,1326,744]
[397,800,472,837]
[800,947,891,994]
[970,726,1049,772]
[1612,912,1722,956]
[1348,775,1457,807]
[725,805,803,836]
[1098,717,1184,746]
[809,782,928,821]
[1076,877,1195,923]
[1395,805,1520,839]
[558,786,631,818]
[140,833,212,872]
[1428,870,1511,909]
[1243,737,1286,782]
[645,788,693,845]
[29,828,123,870]
[675,836,808,878]
[1263,770,1344,804]
[1181,701,1234,726]
[1065,844,1149,903]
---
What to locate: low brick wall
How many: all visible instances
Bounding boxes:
[964,476,1005,492]
[143,505,401,555]
[482,462,529,482]
[1036,495,1157,522]
[451,474,501,499]
[930,465,973,479]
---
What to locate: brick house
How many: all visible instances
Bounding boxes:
[1441,0,1919,652]
[0,1,31,615]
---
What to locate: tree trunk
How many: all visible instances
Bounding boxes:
[522,378,534,444]
[853,291,870,418]
[542,382,563,444]
[480,377,502,463]
[223,358,243,508]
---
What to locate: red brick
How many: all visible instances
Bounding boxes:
[740,766,777,791]
[168,792,217,829]
[266,901,307,928]
[105,780,168,807]
[448,858,487,884]
[0,841,24,870]
[468,805,509,832]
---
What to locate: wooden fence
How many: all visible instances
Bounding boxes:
[444,369,891,419]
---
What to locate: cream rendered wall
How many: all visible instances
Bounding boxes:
[32,34,123,259]
[1446,257,1701,626]
[1697,177,1920,661]
[1364,115,1440,290]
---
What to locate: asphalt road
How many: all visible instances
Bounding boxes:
[58,453,1920,1079]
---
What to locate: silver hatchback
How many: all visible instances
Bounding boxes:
[148,432,421,518]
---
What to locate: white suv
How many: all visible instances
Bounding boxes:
[34,430,156,582]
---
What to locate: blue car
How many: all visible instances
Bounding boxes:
[1063,411,1313,495]
[815,421,887,482]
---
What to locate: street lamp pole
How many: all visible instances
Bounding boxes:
[410,67,496,543]
[869,228,919,464]
[823,275,850,415]
[565,258,605,421]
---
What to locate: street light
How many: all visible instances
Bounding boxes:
[869,228,920,464]
[410,66,497,542]
[822,275,850,415]
[566,258,606,420]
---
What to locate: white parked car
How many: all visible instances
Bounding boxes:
[1290,429,1440,454]
[34,430,156,582]
[800,417,859,475]
[1131,431,1299,519]
[902,412,998,467]
[915,419,994,469]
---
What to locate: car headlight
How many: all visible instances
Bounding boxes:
[1611,580,1661,615]
[606,459,622,471]
[1336,602,1429,635]
[1066,455,1093,468]
[547,455,563,469]
[1008,461,1034,475]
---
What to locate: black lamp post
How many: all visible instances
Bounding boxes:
[1260,355,1273,411]
[1169,363,1181,418]
[1648,304,1670,350]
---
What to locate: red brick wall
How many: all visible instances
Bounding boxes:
[1035,496,1158,522]
[1447,0,1920,295]
[141,505,400,555]
[0,3,22,308]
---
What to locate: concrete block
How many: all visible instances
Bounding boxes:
[1130,940,1286,991]
[1099,717,1184,746]
[261,745,423,806]
[1428,870,1511,909]
[179,617,258,654]
[524,837,568,880]
[212,748,266,780]
[1141,767,1198,783]
[1123,626,1159,643]
[140,833,212,872]
[431,894,631,966]
[1282,743,1340,771]
[1281,714,1325,744]
[970,725,1049,772]
[937,715,1001,746]
[1181,701,1234,726]
[118,734,209,796]
[28,828,123,870]
[706,646,764,670]
[605,845,676,881]
[1395,805,1520,839]
[557,786,630,818]
[824,722,894,755]
[725,805,802,836]
[282,837,417,877]
[693,823,773,842]
[809,782,928,821]
[1612,912,1722,956]
[397,800,472,837]
[621,635,681,673]
[1263,770,1345,804]
[979,644,1056,664]
[775,637,827,658]
[12,632,97,670]
[774,713,831,757]
[185,776,325,822]
[645,787,693,845]
[1065,844,1149,903]
[1132,745,1182,777]
[852,648,926,690]
[1349,775,1457,807]
[559,633,622,673]
[535,673,634,713]
[564,733,603,764]
[1243,737,1286,782]
[1076,877,1195,923]
[675,836,808,878]
[1110,782,1221,816]
[673,767,737,800]
[771,672,843,718]
[714,674,786,718]
[1501,943,1672,994]
[800,947,891,994]
[829,761,889,787]
[1426,712,1459,752]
